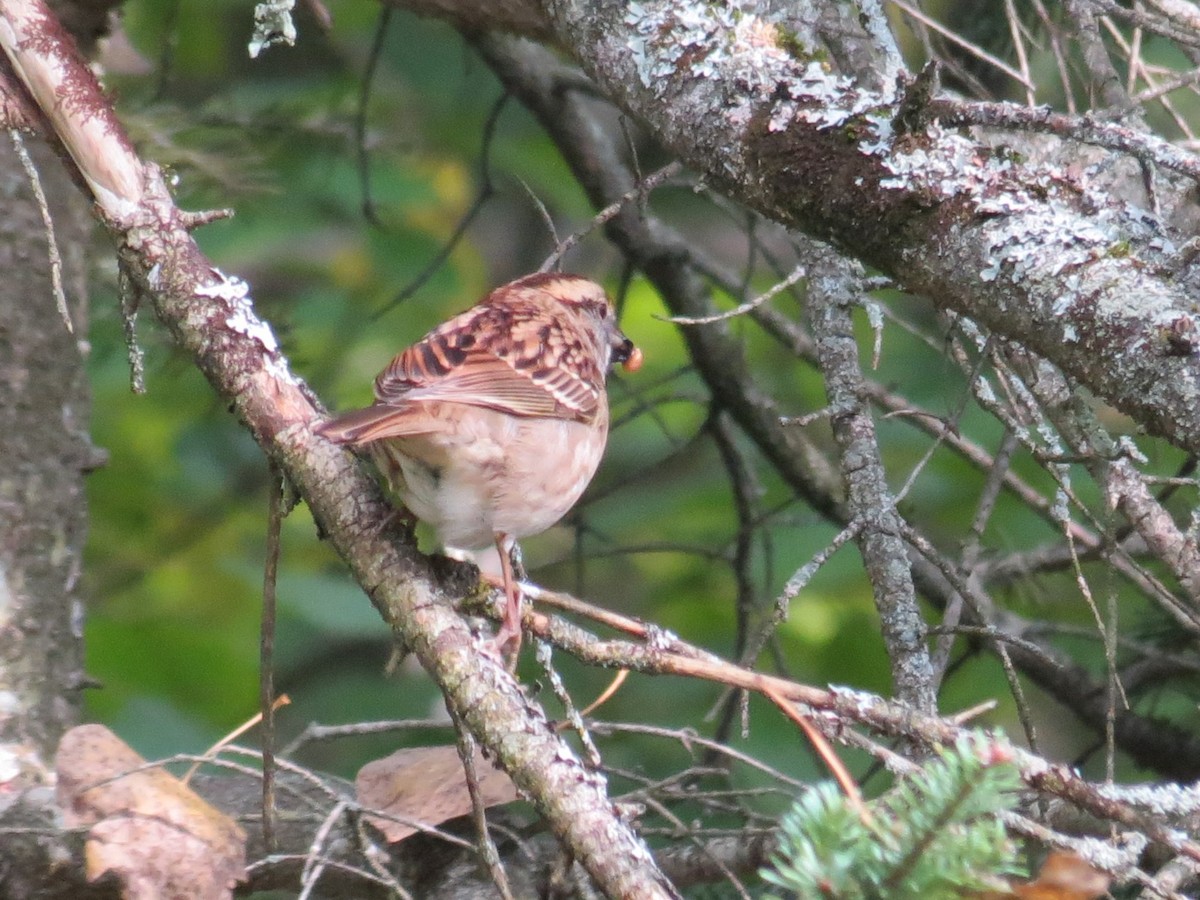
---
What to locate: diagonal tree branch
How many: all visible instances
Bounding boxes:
[0,1,678,896]
[530,0,1200,454]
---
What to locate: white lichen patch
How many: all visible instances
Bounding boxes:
[979,201,1117,284]
[625,1,887,146]
[226,300,278,353]
[1095,780,1200,816]
[883,120,1022,210]
[643,623,682,651]
[770,62,880,134]
[859,111,895,155]
[973,377,998,406]
[1116,435,1148,464]
[828,684,884,713]
[197,270,250,303]
[249,0,297,59]
[627,1,786,92]
[882,124,1011,198]
[263,354,293,384]
[197,272,279,353]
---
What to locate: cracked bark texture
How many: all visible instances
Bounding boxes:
[0,0,140,784]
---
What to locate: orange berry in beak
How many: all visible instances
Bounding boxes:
[623,346,644,373]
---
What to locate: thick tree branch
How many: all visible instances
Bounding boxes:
[529,0,1200,454]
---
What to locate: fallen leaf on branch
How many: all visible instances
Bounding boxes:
[56,724,246,900]
[1012,851,1111,900]
[356,744,518,842]
[979,850,1111,900]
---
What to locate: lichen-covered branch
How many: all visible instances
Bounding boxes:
[526,0,1200,455]
[807,248,935,712]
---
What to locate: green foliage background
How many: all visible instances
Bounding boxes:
[81,0,1176,806]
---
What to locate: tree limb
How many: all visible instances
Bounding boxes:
[528,0,1200,454]
[0,1,678,896]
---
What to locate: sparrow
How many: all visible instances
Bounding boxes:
[316,272,642,656]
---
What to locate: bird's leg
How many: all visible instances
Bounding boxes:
[489,533,523,665]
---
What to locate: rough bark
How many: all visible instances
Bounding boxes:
[523,0,1200,455]
[0,137,92,774]
[808,249,936,712]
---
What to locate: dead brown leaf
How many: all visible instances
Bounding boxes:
[356,744,519,842]
[56,724,246,900]
[979,850,1112,900]
[1012,851,1111,900]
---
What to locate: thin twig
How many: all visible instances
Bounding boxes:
[355,5,392,227]
[665,264,804,326]
[10,128,70,333]
[540,161,682,272]
[261,463,284,851]
[448,707,514,900]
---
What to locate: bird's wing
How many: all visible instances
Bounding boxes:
[372,298,604,424]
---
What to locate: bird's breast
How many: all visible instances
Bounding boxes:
[369,403,609,554]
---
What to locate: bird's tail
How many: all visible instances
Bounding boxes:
[314,405,411,445]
